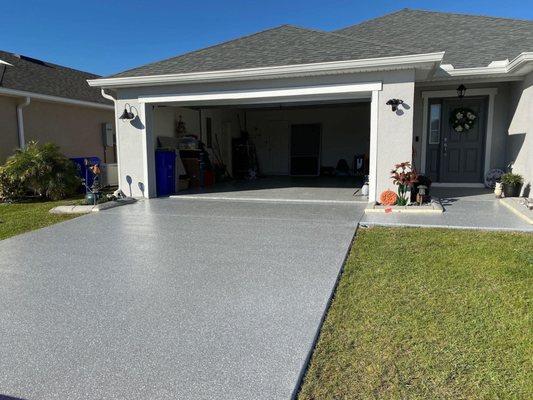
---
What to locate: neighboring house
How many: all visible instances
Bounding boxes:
[0,50,116,164]
[89,9,533,201]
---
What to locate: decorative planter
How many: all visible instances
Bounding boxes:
[503,183,521,198]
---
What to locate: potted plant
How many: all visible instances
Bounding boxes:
[500,173,523,197]
[391,162,418,205]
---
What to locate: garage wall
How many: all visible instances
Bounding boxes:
[246,104,370,175]
[153,105,243,175]
[0,95,19,162]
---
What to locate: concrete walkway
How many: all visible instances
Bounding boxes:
[0,198,364,400]
[361,188,533,232]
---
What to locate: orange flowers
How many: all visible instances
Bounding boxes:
[380,190,398,206]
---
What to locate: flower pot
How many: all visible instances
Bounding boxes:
[502,183,521,197]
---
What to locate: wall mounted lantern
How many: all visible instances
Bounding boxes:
[386,98,404,112]
[119,104,135,120]
[456,84,467,99]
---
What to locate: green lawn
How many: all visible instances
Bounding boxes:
[299,227,533,400]
[0,199,81,240]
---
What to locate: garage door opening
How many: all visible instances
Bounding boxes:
[152,100,370,203]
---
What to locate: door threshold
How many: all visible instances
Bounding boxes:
[432,182,485,188]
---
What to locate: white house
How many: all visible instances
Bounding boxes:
[88,9,533,201]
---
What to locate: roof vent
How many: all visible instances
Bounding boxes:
[16,54,48,66]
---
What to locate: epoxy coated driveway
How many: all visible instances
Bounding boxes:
[0,198,363,400]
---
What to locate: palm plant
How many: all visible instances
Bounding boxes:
[0,141,80,201]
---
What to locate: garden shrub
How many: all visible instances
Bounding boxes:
[0,141,80,201]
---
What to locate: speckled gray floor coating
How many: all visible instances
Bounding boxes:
[361,188,533,232]
[0,198,364,400]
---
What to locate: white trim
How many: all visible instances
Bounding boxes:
[420,88,498,180]
[432,182,485,188]
[0,87,114,110]
[138,82,382,105]
[368,90,379,203]
[436,52,533,78]
[88,52,444,88]
[139,104,153,198]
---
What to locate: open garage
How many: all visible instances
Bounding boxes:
[150,100,370,202]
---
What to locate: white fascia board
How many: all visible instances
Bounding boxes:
[0,87,114,110]
[0,59,13,66]
[138,82,382,105]
[88,52,444,88]
[437,52,533,78]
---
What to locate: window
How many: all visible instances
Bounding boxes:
[428,103,441,144]
[205,117,212,148]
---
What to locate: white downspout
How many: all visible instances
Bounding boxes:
[16,97,31,149]
[100,89,114,103]
[100,89,122,190]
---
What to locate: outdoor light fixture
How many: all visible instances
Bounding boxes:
[386,98,404,112]
[457,84,467,99]
[119,104,135,120]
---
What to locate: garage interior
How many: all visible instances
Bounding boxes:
[152,100,370,202]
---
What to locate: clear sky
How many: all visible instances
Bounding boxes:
[1,0,531,76]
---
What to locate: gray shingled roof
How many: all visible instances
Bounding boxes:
[336,9,533,68]
[0,51,111,105]
[107,9,533,79]
[109,25,413,78]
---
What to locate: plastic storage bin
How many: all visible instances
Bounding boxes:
[155,150,176,196]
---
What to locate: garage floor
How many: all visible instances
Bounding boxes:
[0,198,365,400]
[172,176,367,203]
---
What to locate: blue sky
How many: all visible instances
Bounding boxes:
[1,0,531,76]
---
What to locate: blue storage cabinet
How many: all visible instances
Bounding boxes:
[155,150,176,196]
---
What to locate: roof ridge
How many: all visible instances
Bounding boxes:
[283,24,417,55]
[403,8,533,24]
[335,8,533,32]
[334,8,408,31]
[107,25,297,77]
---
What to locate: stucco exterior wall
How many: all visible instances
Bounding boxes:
[0,96,19,162]
[0,96,115,164]
[24,100,116,162]
[114,69,415,199]
[508,72,533,195]
[375,74,415,196]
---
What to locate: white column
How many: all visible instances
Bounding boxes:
[140,102,157,198]
[368,90,379,202]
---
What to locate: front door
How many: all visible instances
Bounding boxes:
[426,97,487,183]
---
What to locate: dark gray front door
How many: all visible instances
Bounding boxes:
[427,97,487,183]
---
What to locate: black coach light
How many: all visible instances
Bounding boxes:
[386,98,403,112]
[119,104,135,120]
[457,84,467,99]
